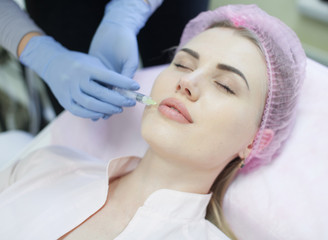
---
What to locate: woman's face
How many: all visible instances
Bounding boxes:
[142,27,267,171]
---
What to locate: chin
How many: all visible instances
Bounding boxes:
[142,110,171,146]
[141,108,187,158]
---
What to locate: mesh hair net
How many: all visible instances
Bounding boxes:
[177,4,306,173]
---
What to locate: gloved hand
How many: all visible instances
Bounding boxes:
[20,36,140,119]
[89,0,163,78]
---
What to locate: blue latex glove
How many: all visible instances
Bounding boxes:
[89,0,163,78]
[20,36,140,119]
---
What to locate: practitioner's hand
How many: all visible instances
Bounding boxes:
[89,22,139,79]
[89,0,156,78]
[20,36,139,119]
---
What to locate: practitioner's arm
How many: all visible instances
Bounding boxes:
[0,0,43,57]
[0,0,139,119]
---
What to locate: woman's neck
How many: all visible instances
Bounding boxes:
[113,148,220,207]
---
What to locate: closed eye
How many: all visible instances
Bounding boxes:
[174,63,192,71]
[215,82,235,95]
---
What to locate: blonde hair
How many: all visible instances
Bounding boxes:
[204,21,264,240]
[206,157,242,240]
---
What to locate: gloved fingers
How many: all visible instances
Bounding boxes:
[80,80,136,107]
[106,88,137,106]
[91,114,112,121]
[121,56,139,78]
[72,89,123,115]
[91,114,111,121]
[91,68,140,91]
[69,101,104,119]
[103,115,111,120]
[92,115,111,121]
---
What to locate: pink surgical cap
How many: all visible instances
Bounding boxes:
[178,4,307,173]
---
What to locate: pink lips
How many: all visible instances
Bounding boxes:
[158,98,193,124]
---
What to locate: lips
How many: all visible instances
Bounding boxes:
[158,98,193,124]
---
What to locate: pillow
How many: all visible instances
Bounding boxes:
[224,59,328,240]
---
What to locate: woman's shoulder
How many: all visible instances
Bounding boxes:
[8,145,107,185]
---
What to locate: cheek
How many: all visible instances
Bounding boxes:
[195,100,258,157]
[149,68,177,100]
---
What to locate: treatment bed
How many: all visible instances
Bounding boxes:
[1,58,327,240]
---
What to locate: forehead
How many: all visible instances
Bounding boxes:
[182,28,263,65]
[180,27,267,89]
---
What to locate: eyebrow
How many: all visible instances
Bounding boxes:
[180,48,199,59]
[217,64,249,90]
[180,48,250,90]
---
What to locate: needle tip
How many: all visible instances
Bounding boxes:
[143,98,157,106]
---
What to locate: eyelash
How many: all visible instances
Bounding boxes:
[174,63,235,95]
[215,82,235,95]
[174,63,192,71]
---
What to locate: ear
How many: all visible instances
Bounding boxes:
[257,129,274,152]
[238,129,274,159]
[238,143,253,160]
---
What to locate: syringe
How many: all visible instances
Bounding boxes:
[113,87,157,106]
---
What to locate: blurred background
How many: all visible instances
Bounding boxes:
[0,0,327,135]
[210,0,328,66]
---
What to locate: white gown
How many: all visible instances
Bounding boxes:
[0,146,230,240]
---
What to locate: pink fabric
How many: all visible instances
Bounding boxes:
[177,4,307,172]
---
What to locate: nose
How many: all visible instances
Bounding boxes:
[176,74,200,101]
